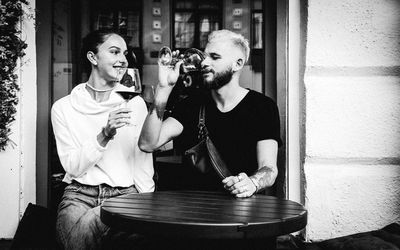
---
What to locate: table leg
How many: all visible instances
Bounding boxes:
[248,237,277,250]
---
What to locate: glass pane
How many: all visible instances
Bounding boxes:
[118,11,128,35]
[252,0,262,10]
[252,13,263,49]
[175,0,194,9]
[198,0,220,9]
[96,10,114,30]
[126,11,140,47]
[174,13,195,48]
[199,15,220,48]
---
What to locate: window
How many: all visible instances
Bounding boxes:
[252,12,263,49]
[92,0,141,48]
[173,0,222,50]
[90,0,143,77]
[251,0,263,50]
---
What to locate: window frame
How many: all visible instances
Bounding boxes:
[90,0,143,49]
[172,0,223,50]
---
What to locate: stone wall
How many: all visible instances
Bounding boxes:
[303,0,400,241]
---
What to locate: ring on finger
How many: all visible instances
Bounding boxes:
[237,174,243,182]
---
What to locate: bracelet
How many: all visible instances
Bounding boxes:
[102,127,115,140]
[249,176,260,194]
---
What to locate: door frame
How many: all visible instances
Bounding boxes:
[36,0,53,207]
[36,0,303,206]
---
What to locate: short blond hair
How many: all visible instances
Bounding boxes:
[208,30,250,63]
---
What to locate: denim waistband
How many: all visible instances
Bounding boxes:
[71,180,135,190]
[66,180,138,200]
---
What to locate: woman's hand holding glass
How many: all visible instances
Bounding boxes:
[103,108,132,139]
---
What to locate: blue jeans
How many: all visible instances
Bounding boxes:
[56,181,138,250]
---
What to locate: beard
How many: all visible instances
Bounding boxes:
[203,67,234,90]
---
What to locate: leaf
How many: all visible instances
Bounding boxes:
[0,0,28,151]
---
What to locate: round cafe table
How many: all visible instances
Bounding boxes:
[101,190,307,249]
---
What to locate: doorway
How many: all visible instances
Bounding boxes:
[36,0,287,208]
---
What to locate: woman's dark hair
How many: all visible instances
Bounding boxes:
[81,29,124,73]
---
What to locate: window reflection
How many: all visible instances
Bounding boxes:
[173,0,222,49]
[252,12,263,49]
[94,9,140,48]
[126,11,140,48]
[199,15,219,48]
[251,0,263,50]
[174,13,195,48]
[252,0,262,9]
[96,11,113,29]
[198,0,219,9]
[175,0,194,9]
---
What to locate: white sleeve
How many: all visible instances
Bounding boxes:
[51,102,106,178]
[131,96,148,133]
[130,96,155,192]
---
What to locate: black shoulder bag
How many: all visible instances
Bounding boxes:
[184,105,232,179]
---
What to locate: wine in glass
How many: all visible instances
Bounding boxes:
[116,68,142,125]
[117,68,142,98]
[180,48,205,74]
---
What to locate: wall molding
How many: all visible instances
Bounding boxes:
[306,156,400,166]
[305,66,400,77]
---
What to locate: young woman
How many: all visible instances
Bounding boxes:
[51,29,154,249]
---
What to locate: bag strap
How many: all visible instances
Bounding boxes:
[197,105,208,139]
[197,105,232,179]
[206,137,232,179]
[199,105,205,125]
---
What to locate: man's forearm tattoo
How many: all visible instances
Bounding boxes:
[250,166,277,192]
[150,102,167,120]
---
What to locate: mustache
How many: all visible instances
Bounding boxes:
[201,67,214,74]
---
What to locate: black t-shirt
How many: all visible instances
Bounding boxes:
[171,89,282,190]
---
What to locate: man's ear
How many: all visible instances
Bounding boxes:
[232,58,244,72]
[87,51,97,66]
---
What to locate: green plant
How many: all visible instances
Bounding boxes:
[0,0,29,150]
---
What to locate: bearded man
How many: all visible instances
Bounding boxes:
[139,30,282,197]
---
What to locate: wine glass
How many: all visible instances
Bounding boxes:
[158,47,205,89]
[117,68,142,99]
[116,68,142,125]
[158,46,175,66]
[132,68,142,93]
[158,46,204,72]
[180,48,205,74]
